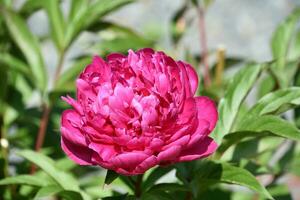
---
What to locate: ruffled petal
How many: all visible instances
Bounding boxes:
[195,96,218,131]
[178,137,217,162]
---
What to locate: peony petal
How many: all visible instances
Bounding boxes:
[88,142,117,161]
[61,136,93,165]
[195,96,218,131]
[187,119,210,147]
[185,63,198,95]
[163,135,190,150]
[61,96,83,115]
[157,145,181,162]
[111,152,149,171]
[177,98,197,124]
[135,155,158,174]
[178,137,217,162]
[61,110,85,146]
[107,53,126,61]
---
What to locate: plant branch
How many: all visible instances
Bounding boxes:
[53,52,65,85]
[197,5,211,89]
[31,52,65,173]
[31,104,51,173]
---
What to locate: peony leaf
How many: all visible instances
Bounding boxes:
[104,170,119,185]
[271,8,300,69]
[3,10,47,91]
[237,115,300,141]
[68,0,88,22]
[142,166,174,192]
[17,150,91,200]
[43,0,66,51]
[249,87,300,116]
[19,0,44,17]
[146,183,188,193]
[0,53,31,76]
[55,57,91,90]
[211,63,263,144]
[34,185,83,200]
[0,175,49,187]
[65,0,134,48]
[195,161,273,199]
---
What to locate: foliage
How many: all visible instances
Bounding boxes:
[0,0,300,199]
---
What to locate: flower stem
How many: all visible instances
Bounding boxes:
[31,51,65,173]
[31,104,51,173]
[197,5,211,89]
[134,174,143,198]
[215,46,226,86]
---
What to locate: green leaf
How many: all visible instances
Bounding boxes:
[3,10,47,91]
[147,183,188,193]
[142,166,174,191]
[19,0,44,17]
[0,175,48,187]
[104,170,119,185]
[43,0,66,51]
[237,115,300,141]
[271,8,300,69]
[195,161,273,199]
[68,0,88,22]
[34,185,83,200]
[55,57,91,90]
[18,150,92,200]
[34,185,62,199]
[270,59,299,88]
[217,131,270,154]
[211,63,263,144]
[65,0,134,47]
[249,87,300,116]
[17,150,79,191]
[0,53,31,76]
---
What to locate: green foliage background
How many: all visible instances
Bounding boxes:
[0,0,300,199]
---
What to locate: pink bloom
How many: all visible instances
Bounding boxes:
[61,48,218,175]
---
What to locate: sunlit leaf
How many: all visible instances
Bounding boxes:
[43,0,66,51]
[250,87,300,115]
[18,150,79,191]
[211,63,263,144]
[0,175,49,187]
[194,161,273,199]
[65,0,134,48]
[237,115,300,141]
[34,185,83,200]
[3,10,47,91]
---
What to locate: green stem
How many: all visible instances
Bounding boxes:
[134,174,144,199]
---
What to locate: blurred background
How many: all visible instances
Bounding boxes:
[1,0,300,199]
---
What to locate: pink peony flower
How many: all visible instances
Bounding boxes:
[61,48,218,175]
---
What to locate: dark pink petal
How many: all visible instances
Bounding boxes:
[187,119,210,147]
[61,110,84,146]
[163,135,190,150]
[111,152,149,171]
[185,63,198,95]
[61,96,83,115]
[135,155,158,174]
[178,137,217,162]
[88,142,117,161]
[61,136,93,165]
[107,53,126,61]
[157,145,182,162]
[195,96,218,131]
